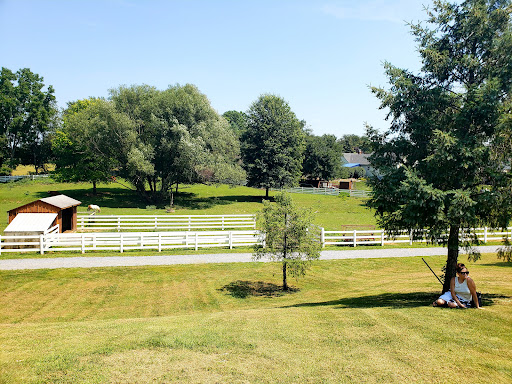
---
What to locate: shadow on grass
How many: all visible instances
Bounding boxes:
[174,193,267,210]
[32,187,268,211]
[481,261,512,268]
[219,280,299,298]
[33,187,148,209]
[282,291,508,309]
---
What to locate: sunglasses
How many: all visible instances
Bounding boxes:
[459,271,469,275]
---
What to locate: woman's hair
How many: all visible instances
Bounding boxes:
[456,263,466,273]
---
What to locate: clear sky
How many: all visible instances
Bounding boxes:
[0,0,435,137]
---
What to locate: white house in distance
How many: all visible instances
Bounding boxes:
[341,153,377,178]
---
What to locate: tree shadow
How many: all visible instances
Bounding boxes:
[219,280,300,298]
[281,291,508,309]
[34,187,147,209]
[32,187,269,211]
[480,261,512,268]
[173,193,267,210]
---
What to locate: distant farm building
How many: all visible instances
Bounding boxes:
[341,153,377,178]
[6,195,82,233]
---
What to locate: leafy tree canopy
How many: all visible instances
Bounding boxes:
[242,94,305,197]
[55,84,245,200]
[367,0,512,291]
[338,134,371,153]
[222,110,248,137]
[0,67,57,172]
[254,192,321,291]
[302,133,343,180]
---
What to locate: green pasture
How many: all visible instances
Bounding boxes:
[0,178,376,232]
[0,253,511,383]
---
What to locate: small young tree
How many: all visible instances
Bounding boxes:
[254,193,321,291]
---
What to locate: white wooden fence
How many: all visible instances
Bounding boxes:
[0,230,261,254]
[273,187,369,197]
[321,227,512,247]
[77,214,256,231]
[1,226,510,255]
[0,174,50,183]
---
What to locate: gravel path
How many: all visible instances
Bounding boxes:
[0,246,501,270]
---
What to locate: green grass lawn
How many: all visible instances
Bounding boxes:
[0,178,376,232]
[0,253,511,383]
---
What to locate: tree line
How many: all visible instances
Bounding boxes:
[0,73,369,200]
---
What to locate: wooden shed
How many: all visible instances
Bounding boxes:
[7,195,82,233]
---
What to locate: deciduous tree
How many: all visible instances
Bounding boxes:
[0,67,57,171]
[302,134,342,180]
[242,94,305,197]
[254,192,321,291]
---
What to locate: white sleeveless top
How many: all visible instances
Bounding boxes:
[454,277,472,302]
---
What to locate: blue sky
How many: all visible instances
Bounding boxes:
[1,0,434,137]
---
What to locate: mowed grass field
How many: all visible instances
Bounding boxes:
[0,253,511,383]
[0,178,375,232]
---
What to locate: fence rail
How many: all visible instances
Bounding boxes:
[272,187,369,197]
[1,226,510,255]
[77,214,256,231]
[0,174,50,183]
[321,227,512,247]
[0,230,261,254]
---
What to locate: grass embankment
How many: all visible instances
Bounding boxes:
[0,253,511,383]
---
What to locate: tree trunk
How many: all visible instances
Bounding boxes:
[282,261,288,291]
[443,225,459,293]
[92,180,97,195]
[265,187,269,199]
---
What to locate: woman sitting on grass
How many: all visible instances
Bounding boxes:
[433,263,482,309]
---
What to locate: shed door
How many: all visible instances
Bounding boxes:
[62,208,73,232]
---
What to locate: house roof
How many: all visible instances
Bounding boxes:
[4,213,58,233]
[342,153,371,165]
[39,195,81,209]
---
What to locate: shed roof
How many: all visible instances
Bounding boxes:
[39,195,81,209]
[4,213,58,233]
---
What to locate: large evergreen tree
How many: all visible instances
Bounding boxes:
[367,0,512,292]
[242,94,305,198]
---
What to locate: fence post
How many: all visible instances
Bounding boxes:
[484,227,488,243]
[353,230,357,247]
[117,217,121,232]
[158,233,162,252]
[229,231,233,249]
[409,230,413,245]
[195,232,198,251]
[320,227,325,248]
[140,234,144,249]
[381,230,385,246]
[81,234,85,254]
[93,234,96,250]
[40,234,44,255]
[120,234,124,253]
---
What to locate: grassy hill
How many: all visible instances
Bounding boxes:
[0,178,376,232]
[0,253,510,383]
